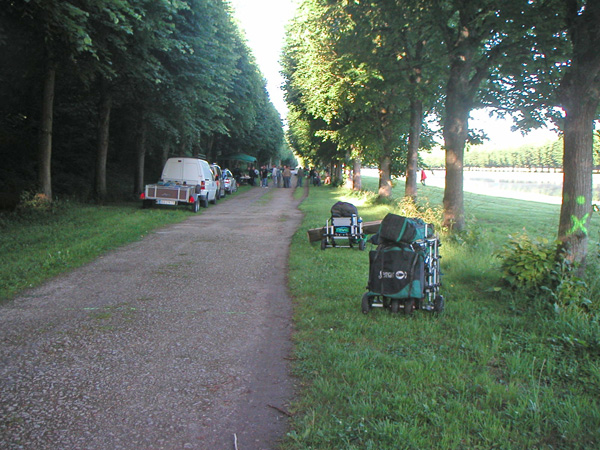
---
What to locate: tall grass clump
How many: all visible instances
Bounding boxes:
[285,180,600,449]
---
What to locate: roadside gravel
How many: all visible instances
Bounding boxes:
[0,184,304,450]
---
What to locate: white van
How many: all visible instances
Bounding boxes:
[141,157,218,211]
[161,157,218,207]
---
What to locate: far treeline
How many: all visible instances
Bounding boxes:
[281,0,600,265]
[0,0,290,203]
[425,135,600,172]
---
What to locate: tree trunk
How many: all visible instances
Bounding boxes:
[405,99,422,200]
[179,136,187,155]
[161,142,171,168]
[442,58,471,230]
[378,114,396,198]
[133,118,148,197]
[38,61,56,200]
[558,101,595,265]
[94,80,112,203]
[334,162,343,185]
[378,154,392,198]
[556,0,600,267]
[352,157,362,191]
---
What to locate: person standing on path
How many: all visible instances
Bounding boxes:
[421,168,427,185]
[261,166,269,187]
[296,167,304,187]
[282,166,291,188]
[272,166,279,187]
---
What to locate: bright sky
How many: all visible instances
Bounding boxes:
[228,0,559,147]
[228,0,297,120]
[470,109,559,148]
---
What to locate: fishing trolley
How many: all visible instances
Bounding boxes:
[362,213,444,315]
[321,202,367,251]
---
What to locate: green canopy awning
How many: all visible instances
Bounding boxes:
[224,153,257,163]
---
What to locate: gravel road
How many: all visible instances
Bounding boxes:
[0,184,304,450]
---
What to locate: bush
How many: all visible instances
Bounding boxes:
[18,191,52,211]
[496,232,595,315]
[496,233,556,291]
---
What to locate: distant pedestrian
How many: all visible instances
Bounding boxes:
[272,166,279,187]
[296,167,304,187]
[248,166,256,186]
[421,168,427,185]
[282,166,292,188]
[312,171,321,186]
[261,166,269,187]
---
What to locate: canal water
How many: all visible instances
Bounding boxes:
[425,170,600,205]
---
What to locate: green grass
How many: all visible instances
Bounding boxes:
[284,179,600,449]
[0,187,250,302]
[0,200,194,301]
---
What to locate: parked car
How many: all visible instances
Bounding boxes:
[222,169,238,194]
[141,157,217,211]
[210,163,226,199]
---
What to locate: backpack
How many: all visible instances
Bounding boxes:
[330,201,358,218]
[377,213,433,244]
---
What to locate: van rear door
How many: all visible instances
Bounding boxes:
[183,160,201,184]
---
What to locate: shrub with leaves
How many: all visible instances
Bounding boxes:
[18,191,52,212]
[496,233,556,291]
[544,259,594,314]
[497,232,595,315]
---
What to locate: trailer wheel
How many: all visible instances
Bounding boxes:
[404,299,415,316]
[361,293,372,314]
[142,200,153,209]
[192,199,200,213]
[321,238,327,250]
[390,299,400,314]
[434,295,445,313]
[201,197,209,208]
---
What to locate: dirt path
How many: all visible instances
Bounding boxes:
[0,184,305,450]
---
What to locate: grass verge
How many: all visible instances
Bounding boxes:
[284,179,600,449]
[0,200,198,301]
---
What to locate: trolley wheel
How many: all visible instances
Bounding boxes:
[321,238,327,250]
[382,296,390,309]
[361,293,373,314]
[404,299,415,316]
[358,239,365,251]
[192,199,200,213]
[415,298,423,310]
[390,299,400,314]
[434,295,445,313]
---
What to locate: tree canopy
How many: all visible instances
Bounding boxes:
[0,0,285,201]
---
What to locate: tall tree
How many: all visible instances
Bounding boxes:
[5,0,97,199]
[81,0,140,202]
[433,0,538,229]
[483,0,599,265]
[283,0,441,197]
[555,0,600,265]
